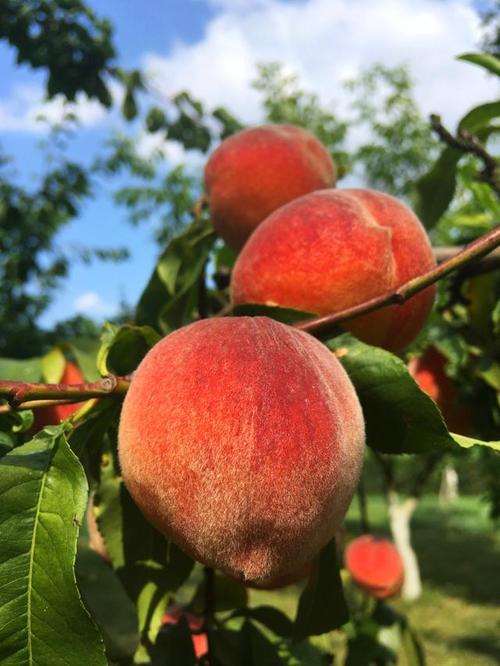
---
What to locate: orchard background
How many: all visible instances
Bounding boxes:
[0,2,499,665]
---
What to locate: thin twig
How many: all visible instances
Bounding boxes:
[411,453,443,499]
[0,375,130,408]
[294,226,500,337]
[430,114,500,195]
[0,398,91,415]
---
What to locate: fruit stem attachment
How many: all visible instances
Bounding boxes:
[0,375,130,410]
[294,226,500,336]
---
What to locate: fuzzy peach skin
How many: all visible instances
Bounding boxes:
[32,361,86,430]
[246,560,313,590]
[118,317,364,585]
[408,346,471,434]
[204,124,336,250]
[345,535,404,599]
[231,189,436,351]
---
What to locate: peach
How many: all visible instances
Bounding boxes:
[118,317,365,584]
[32,361,86,430]
[204,124,336,250]
[408,346,471,434]
[162,605,208,659]
[345,535,404,599]
[231,189,436,351]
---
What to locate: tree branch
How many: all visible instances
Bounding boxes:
[294,226,500,337]
[430,113,500,195]
[434,245,500,276]
[410,453,443,499]
[0,375,130,409]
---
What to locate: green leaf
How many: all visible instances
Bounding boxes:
[233,304,315,325]
[241,606,293,638]
[136,218,216,332]
[151,616,196,665]
[450,433,500,453]
[68,338,102,381]
[190,571,248,614]
[459,101,500,133]
[146,107,168,133]
[415,147,461,229]
[0,357,42,382]
[68,398,120,466]
[293,538,348,641]
[41,346,66,383]
[243,620,284,666]
[328,335,452,454]
[0,428,106,665]
[122,89,139,121]
[458,52,500,77]
[400,623,426,666]
[98,324,161,376]
[96,466,195,659]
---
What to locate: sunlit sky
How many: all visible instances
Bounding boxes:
[0,0,496,329]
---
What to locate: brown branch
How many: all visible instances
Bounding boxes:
[0,375,130,409]
[294,226,500,337]
[430,113,500,195]
[434,245,500,276]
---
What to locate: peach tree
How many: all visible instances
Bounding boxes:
[0,4,499,662]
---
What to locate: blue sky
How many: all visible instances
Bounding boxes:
[0,0,496,330]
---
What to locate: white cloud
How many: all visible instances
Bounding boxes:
[143,0,497,131]
[0,83,110,133]
[73,291,118,317]
[135,129,205,169]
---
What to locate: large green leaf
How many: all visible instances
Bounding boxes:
[293,538,348,641]
[0,357,42,382]
[41,346,66,383]
[414,146,461,229]
[459,101,500,133]
[136,217,216,333]
[233,304,315,325]
[97,324,161,376]
[458,52,500,77]
[68,338,102,381]
[451,433,500,453]
[0,428,106,665]
[327,335,453,454]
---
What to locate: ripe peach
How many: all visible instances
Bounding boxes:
[162,605,208,659]
[345,535,404,599]
[32,361,86,430]
[408,346,471,434]
[118,317,364,584]
[204,124,336,250]
[231,189,436,351]
[87,496,110,564]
